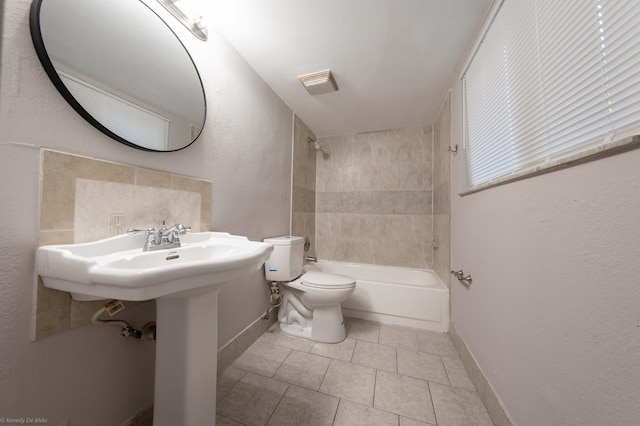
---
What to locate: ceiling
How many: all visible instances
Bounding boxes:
[208,0,493,137]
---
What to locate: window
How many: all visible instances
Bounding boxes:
[463,0,640,188]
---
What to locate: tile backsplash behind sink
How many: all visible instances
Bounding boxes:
[36,150,212,339]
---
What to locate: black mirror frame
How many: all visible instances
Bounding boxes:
[29,0,207,152]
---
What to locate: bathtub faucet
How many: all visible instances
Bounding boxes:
[305,256,318,262]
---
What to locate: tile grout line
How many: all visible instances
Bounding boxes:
[428,381,440,426]
[222,319,488,425]
[392,345,401,426]
[263,383,291,426]
[372,368,379,409]
[440,354,454,388]
[272,348,294,378]
[330,398,342,425]
[348,337,357,363]
[317,356,333,392]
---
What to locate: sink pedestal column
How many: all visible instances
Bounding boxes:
[153,287,221,426]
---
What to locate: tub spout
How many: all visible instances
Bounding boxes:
[305,256,317,262]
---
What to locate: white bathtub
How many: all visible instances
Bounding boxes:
[309,260,449,332]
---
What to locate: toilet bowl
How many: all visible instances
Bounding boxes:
[277,270,355,343]
[264,236,356,343]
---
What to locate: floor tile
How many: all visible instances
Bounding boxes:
[400,417,433,426]
[273,350,331,390]
[416,329,458,358]
[216,365,246,403]
[352,340,397,372]
[216,414,244,426]
[310,337,357,362]
[218,319,495,426]
[319,359,376,406]
[333,399,399,426]
[345,317,381,342]
[430,382,494,426]
[259,323,316,352]
[379,324,419,351]
[217,372,289,426]
[234,341,291,377]
[266,385,339,426]
[374,370,436,424]
[442,356,475,390]
[397,347,449,385]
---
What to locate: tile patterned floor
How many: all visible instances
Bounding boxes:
[216,318,494,426]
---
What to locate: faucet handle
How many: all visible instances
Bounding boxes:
[127,228,155,235]
[158,224,191,244]
[128,228,157,251]
[163,224,190,235]
[174,224,191,235]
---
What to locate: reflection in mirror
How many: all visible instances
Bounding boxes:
[30,0,207,151]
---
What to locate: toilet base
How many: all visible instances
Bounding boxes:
[279,322,313,340]
[279,306,347,343]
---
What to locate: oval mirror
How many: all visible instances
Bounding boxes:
[30,0,206,152]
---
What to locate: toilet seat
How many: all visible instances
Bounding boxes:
[299,271,355,289]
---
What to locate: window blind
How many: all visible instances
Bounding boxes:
[59,72,170,151]
[463,0,640,187]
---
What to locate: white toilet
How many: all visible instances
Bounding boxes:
[264,236,356,343]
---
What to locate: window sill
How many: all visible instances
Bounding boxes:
[460,135,640,196]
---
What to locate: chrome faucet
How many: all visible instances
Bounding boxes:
[128,223,191,251]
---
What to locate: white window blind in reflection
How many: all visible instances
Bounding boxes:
[463,0,640,187]
[59,72,169,150]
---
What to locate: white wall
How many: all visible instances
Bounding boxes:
[450,83,640,425]
[0,0,292,424]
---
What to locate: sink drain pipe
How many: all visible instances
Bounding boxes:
[261,283,282,320]
[92,300,156,341]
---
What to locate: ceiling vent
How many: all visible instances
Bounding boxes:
[299,70,339,96]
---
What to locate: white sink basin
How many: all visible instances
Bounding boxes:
[37,230,275,425]
[36,231,274,301]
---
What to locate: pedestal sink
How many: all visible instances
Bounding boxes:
[36,232,274,426]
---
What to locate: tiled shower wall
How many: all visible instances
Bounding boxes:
[315,127,433,269]
[36,150,212,339]
[291,115,317,256]
[433,94,452,286]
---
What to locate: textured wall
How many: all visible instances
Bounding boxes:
[315,127,433,268]
[450,82,640,425]
[0,0,292,423]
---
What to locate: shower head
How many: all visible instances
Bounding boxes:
[307,137,321,151]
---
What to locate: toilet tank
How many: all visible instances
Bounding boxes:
[263,236,305,281]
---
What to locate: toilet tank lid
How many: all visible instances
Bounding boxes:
[263,236,305,246]
[300,271,356,289]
